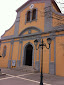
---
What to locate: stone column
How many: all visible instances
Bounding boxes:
[35,39,41,71]
[49,37,56,75]
[17,39,23,67]
[8,39,14,68]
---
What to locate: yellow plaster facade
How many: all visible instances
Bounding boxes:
[56,36,64,76]
[0,43,10,67]
[2,24,15,37]
[52,13,64,27]
[43,38,49,73]
[51,40,54,62]
[12,42,19,61]
[19,3,45,34]
[0,0,64,77]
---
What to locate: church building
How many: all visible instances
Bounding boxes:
[0,0,64,76]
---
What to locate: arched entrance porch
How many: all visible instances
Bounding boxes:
[23,43,33,66]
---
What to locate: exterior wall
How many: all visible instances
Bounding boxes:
[52,13,64,27]
[51,1,64,28]
[2,24,15,37]
[0,42,10,67]
[49,38,56,75]
[31,30,38,34]
[0,0,64,77]
[56,31,64,35]
[17,43,21,60]
[19,3,45,34]
[16,36,50,74]
[43,38,49,73]
[51,40,54,62]
[17,40,23,67]
[12,41,19,66]
[22,30,39,36]
[56,36,64,76]
[9,44,13,60]
[23,31,29,35]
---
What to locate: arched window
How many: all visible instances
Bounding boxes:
[2,45,7,58]
[32,9,36,20]
[27,11,31,21]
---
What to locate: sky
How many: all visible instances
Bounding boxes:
[0,0,64,38]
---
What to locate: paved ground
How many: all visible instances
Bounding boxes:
[0,68,64,85]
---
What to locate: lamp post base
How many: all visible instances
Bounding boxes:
[40,82,43,85]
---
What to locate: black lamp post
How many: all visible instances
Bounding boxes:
[34,38,52,85]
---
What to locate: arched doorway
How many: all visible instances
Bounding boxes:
[25,44,33,66]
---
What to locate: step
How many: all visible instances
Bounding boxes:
[12,66,39,72]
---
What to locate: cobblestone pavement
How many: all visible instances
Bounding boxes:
[0,68,64,85]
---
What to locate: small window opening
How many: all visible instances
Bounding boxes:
[32,9,36,20]
[2,45,6,58]
[27,11,31,21]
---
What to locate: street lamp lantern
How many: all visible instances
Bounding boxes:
[34,39,38,46]
[47,38,52,48]
[47,38,52,45]
[34,39,38,50]
[34,38,52,85]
